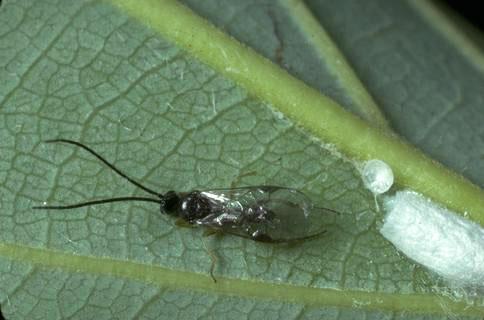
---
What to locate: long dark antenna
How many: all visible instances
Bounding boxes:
[33,196,160,210]
[45,139,162,198]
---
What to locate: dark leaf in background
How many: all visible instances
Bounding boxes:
[442,0,484,31]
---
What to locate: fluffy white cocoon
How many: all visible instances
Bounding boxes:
[381,190,484,287]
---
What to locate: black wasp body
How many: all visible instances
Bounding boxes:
[162,186,323,243]
[34,140,338,244]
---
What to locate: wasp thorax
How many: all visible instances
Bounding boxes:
[180,191,212,222]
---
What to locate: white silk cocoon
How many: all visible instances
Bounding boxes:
[381,190,484,287]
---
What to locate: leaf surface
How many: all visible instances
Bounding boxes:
[0,0,483,319]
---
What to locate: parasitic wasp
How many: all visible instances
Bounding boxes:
[34,139,340,280]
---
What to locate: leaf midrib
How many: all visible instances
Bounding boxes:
[0,242,481,316]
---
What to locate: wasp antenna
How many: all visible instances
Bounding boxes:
[32,196,160,210]
[44,139,163,198]
[314,206,342,215]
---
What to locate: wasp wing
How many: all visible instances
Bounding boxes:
[193,186,331,242]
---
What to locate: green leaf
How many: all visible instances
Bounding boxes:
[0,0,483,319]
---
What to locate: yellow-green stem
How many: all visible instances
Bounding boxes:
[279,0,391,131]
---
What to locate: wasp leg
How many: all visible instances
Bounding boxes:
[207,249,218,283]
[202,228,220,237]
[250,230,327,244]
[201,229,220,283]
[175,218,194,228]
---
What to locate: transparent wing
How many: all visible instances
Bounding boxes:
[194,186,332,242]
